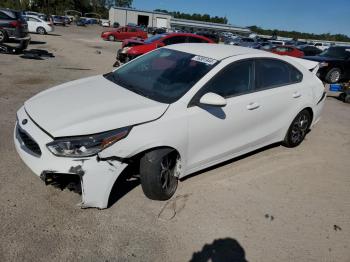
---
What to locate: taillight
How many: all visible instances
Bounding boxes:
[9,20,21,28]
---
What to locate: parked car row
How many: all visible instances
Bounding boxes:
[115,33,214,64]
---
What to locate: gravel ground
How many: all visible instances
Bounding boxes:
[0,25,349,262]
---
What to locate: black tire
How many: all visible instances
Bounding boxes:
[325,68,342,84]
[0,30,8,43]
[344,94,350,104]
[37,27,46,35]
[283,109,312,148]
[140,148,178,200]
[108,35,115,41]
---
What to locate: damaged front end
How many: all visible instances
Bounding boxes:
[37,159,128,209]
[14,106,129,209]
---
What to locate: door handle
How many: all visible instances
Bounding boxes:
[246,102,260,110]
[293,92,302,98]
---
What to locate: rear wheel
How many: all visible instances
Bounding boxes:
[325,68,341,83]
[37,27,46,35]
[108,35,115,41]
[0,30,8,43]
[140,148,179,200]
[283,109,311,148]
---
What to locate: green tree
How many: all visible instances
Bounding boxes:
[115,0,132,7]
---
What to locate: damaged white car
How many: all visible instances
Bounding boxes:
[14,44,326,209]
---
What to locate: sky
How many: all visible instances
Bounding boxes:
[133,0,350,36]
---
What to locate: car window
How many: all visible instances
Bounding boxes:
[130,28,137,32]
[315,43,321,47]
[28,17,40,22]
[163,36,188,45]
[0,11,10,19]
[199,60,254,98]
[256,59,303,90]
[187,36,209,43]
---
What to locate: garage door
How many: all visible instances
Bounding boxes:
[156,17,167,28]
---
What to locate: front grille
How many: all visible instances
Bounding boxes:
[17,125,42,156]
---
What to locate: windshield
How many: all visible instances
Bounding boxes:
[144,34,167,44]
[319,47,350,59]
[105,48,218,103]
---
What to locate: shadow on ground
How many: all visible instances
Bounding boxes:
[190,238,247,262]
[108,163,140,207]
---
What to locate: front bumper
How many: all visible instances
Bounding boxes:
[14,106,128,209]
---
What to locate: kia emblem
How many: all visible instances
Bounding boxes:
[22,119,28,125]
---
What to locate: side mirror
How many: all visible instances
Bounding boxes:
[199,92,227,107]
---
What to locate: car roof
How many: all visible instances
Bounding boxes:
[166,43,267,60]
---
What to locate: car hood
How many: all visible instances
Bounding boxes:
[24,75,169,137]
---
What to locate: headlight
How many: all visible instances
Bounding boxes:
[319,62,328,68]
[121,47,131,54]
[46,127,131,157]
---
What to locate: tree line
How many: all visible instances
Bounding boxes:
[154,9,228,24]
[249,25,350,42]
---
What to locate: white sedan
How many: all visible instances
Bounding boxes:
[14,44,326,209]
[23,15,54,35]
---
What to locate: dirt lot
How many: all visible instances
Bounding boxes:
[0,25,349,262]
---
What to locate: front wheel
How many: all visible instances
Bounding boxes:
[140,148,179,200]
[283,109,311,148]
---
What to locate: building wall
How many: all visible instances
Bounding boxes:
[109,8,171,28]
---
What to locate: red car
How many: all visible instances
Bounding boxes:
[116,33,214,64]
[101,26,147,41]
[270,45,304,58]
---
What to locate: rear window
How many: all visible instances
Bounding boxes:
[256,59,303,90]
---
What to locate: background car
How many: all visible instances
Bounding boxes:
[0,8,29,45]
[304,46,350,83]
[23,15,53,35]
[52,15,66,26]
[259,42,275,50]
[100,19,110,27]
[76,18,87,26]
[116,33,214,63]
[297,45,322,56]
[313,42,331,51]
[225,37,261,49]
[101,26,148,41]
[195,31,220,43]
[269,45,304,58]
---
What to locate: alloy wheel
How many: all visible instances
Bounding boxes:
[330,70,340,83]
[160,155,175,190]
[291,113,309,144]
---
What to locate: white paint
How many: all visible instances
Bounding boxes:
[14,44,326,209]
[156,17,167,28]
